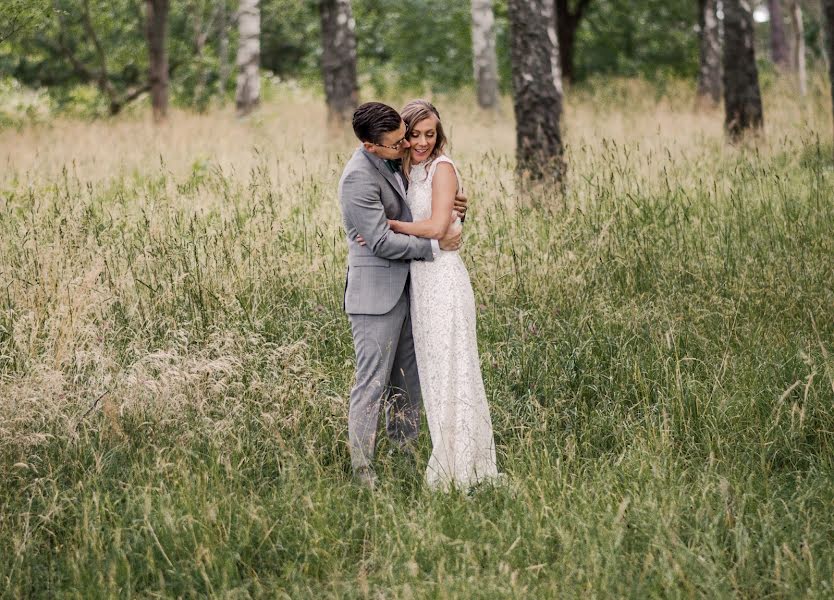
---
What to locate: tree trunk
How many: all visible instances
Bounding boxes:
[218,0,229,103]
[471,0,499,109]
[555,0,591,85]
[697,0,722,108]
[508,0,565,183]
[789,0,806,96]
[723,0,763,140]
[769,0,790,69]
[145,0,169,122]
[235,0,260,116]
[822,0,834,157]
[319,0,359,125]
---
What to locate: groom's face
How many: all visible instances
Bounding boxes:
[364,122,411,159]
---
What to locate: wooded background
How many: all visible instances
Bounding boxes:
[0,1,827,109]
[3,0,834,177]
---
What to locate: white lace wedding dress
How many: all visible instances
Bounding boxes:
[406,155,499,490]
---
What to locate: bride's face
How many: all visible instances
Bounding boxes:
[408,116,438,164]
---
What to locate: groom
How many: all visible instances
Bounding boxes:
[338,101,467,488]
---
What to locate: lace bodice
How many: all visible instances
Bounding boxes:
[405,155,460,222]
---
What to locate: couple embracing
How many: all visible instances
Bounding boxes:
[338,100,500,490]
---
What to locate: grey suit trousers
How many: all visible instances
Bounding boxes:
[339,147,433,475]
[347,280,422,474]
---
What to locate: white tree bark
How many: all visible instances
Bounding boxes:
[789,0,806,96]
[471,0,499,109]
[697,0,722,107]
[235,0,260,115]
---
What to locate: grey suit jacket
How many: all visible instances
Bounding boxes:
[338,148,435,315]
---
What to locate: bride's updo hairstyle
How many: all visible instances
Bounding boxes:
[400,99,447,180]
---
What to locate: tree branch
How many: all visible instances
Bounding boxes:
[119,82,151,105]
[0,14,27,44]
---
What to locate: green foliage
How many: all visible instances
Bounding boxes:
[0,0,238,114]
[0,0,50,44]
[0,0,827,115]
[576,0,698,80]
[168,0,237,110]
[353,0,476,94]
[261,0,320,82]
[0,0,715,116]
[0,77,52,128]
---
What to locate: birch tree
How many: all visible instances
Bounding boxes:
[697,0,722,108]
[319,0,359,125]
[235,0,260,116]
[789,0,806,96]
[768,0,790,69]
[822,0,834,156]
[723,0,763,140]
[471,0,499,109]
[507,0,565,183]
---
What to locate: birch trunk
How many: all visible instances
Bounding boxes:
[145,0,169,122]
[471,0,499,109]
[319,0,359,125]
[723,0,763,140]
[789,0,806,96]
[507,0,565,183]
[697,0,722,108]
[822,0,834,157]
[769,0,790,69]
[235,0,260,116]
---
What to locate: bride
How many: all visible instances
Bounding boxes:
[388,99,500,490]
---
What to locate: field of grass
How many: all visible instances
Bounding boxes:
[1,78,834,597]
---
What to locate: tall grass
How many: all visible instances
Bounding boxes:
[1,78,833,597]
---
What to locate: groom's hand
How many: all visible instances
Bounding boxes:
[439,222,462,252]
[453,190,468,223]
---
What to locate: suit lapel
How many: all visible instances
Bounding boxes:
[361,150,406,202]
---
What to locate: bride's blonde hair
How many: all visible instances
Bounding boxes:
[400,99,447,181]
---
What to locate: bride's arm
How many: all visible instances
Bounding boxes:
[389,163,458,240]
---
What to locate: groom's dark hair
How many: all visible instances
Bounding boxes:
[352,102,402,144]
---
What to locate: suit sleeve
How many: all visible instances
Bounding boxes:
[341,170,435,262]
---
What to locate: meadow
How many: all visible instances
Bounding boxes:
[1,77,834,598]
